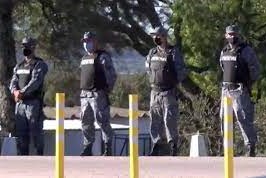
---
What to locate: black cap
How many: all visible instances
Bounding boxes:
[81,31,96,42]
[150,26,168,36]
[21,37,37,48]
[226,25,239,34]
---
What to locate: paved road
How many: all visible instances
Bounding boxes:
[0,157,265,178]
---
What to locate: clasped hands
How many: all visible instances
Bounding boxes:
[13,90,23,102]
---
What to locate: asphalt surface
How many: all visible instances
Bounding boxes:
[0,156,265,178]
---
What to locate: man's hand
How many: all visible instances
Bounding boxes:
[13,90,23,102]
[13,90,20,98]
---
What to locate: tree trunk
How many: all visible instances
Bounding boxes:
[0,0,16,135]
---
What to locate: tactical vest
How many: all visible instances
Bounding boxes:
[80,50,107,90]
[221,43,249,84]
[16,57,44,98]
[147,46,177,91]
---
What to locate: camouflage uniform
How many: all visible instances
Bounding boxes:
[80,51,117,156]
[220,27,260,156]
[146,44,187,156]
[9,54,48,155]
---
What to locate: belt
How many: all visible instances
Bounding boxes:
[151,85,174,92]
[222,82,243,90]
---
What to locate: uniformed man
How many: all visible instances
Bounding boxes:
[9,37,48,155]
[219,25,260,157]
[80,32,117,156]
[146,26,187,156]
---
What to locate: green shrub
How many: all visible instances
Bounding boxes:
[178,94,266,156]
[44,61,80,107]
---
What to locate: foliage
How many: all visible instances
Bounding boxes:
[12,0,174,60]
[178,94,221,156]
[254,99,266,156]
[172,0,266,99]
[170,1,266,155]
[178,94,266,156]
[109,75,132,109]
[44,61,80,107]
[112,74,150,110]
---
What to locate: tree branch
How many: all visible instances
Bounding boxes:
[118,1,153,48]
[136,0,162,28]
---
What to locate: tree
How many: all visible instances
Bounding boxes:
[172,0,266,99]
[0,0,16,134]
[171,0,266,155]
[13,0,174,60]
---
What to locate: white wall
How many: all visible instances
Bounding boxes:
[27,118,152,156]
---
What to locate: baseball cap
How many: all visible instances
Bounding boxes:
[81,31,96,42]
[226,25,239,34]
[150,26,168,36]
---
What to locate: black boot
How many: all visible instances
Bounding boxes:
[17,138,29,155]
[169,141,178,156]
[102,142,112,156]
[80,144,92,156]
[245,144,256,157]
[18,147,29,155]
[17,143,29,155]
[149,143,160,156]
[37,148,44,156]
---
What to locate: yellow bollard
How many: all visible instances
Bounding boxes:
[55,93,65,178]
[129,94,139,178]
[223,96,234,178]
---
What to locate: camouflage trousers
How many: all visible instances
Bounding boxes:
[220,87,257,145]
[80,90,113,146]
[149,89,179,144]
[15,99,44,155]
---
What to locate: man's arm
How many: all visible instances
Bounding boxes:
[99,53,117,92]
[145,48,156,75]
[20,61,48,96]
[219,51,224,71]
[173,47,187,83]
[241,46,260,82]
[9,65,19,94]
